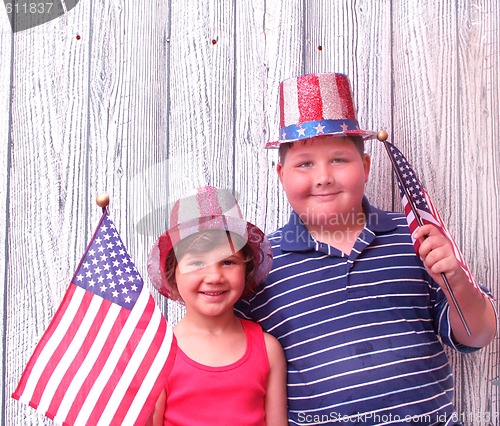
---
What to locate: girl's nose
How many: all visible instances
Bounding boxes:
[203,263,223,283]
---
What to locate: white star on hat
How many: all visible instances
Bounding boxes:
[314,123,325,134]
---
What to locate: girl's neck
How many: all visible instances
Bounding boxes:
[174,313,246,367]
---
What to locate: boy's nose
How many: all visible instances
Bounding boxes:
[315,165,333,186]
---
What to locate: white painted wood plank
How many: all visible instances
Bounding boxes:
[455,0,500,421]
[256,0,304,232]
[4,3,92,423]
[165,0,238,323]
[0,17,12,422]
[303,0,394,211]
[83,0,170,318]
[393,1,499,423]
[234,0,303,235]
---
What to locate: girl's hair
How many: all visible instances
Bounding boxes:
[163,230,259,301]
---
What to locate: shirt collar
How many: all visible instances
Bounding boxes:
[280,197,398,252]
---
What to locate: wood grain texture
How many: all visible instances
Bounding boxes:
[392,1,499,424]
[454,1,500,421]
[0,19,12,424]
[5,3,92,423]
[0,0,498,424]
[303,0,395,211]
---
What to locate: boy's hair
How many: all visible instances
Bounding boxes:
[278,136,365,164]
[163,230,258,301]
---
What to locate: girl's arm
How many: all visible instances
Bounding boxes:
[145,388,166,426]
[263,332,288,425]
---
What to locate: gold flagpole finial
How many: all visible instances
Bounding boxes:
[376,130,388,141]
[96,193,110,210]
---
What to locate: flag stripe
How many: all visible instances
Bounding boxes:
[98,301,167,425]
[123,326,175,425]
[74,288,153,424]
[60,306,131,425]
[50,299,119,422]
[12,284,80,401]
[37,293,104,413]
[44,295,111,417]
[19,287,90,407]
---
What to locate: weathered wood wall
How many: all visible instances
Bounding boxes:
[0,0,498,424]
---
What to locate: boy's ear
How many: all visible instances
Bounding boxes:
[276,162,284,185]
[363,153,371,183]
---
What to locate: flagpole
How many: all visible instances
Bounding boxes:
[376,131,471,336]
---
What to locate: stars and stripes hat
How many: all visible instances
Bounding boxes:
[266,72,377,148]
[148,186,272,298]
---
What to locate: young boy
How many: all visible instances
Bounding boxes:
[236,73,497,425]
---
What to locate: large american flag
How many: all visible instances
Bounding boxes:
[13,211,175,425]
[385,141,481,292]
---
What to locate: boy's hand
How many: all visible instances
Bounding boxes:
[412,224,467,290]
[412,224,497,347]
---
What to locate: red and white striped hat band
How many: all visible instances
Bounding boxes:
[147,186,272,298]
[266,72,376,148]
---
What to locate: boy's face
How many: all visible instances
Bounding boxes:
[276,136,370,231]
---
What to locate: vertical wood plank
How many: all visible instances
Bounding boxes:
[4,3,92,423]
[455,1,500,422]
[0,20,12,423]
[234,0,304,233]
[392,1,499,423]
[303,0,394,212]
[166,0,237,323]
[84,0,170,316]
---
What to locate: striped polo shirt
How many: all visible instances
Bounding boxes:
[236,198,472,425]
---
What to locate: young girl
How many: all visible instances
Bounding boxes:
[146,186,288,426]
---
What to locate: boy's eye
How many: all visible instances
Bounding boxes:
[332,157,348,164]
[298,161,313,168]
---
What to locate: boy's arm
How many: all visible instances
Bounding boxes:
[263,332,288,426]
[414,224,497,347]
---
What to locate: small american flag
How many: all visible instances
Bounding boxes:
[385,141,481,292]
[13,211,175,425]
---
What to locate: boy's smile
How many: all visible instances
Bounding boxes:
[277,136,370,237]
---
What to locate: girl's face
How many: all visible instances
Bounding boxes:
[174,239,246,318]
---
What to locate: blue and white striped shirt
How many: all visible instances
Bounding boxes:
[237,199,471,425]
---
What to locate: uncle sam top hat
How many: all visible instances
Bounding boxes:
[266,72,377,148]
[148,186,272,297]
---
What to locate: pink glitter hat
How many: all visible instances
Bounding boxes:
[266,72,376,148]
[147,186,272,298]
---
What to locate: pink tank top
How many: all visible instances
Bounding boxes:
[164,319,269,425]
